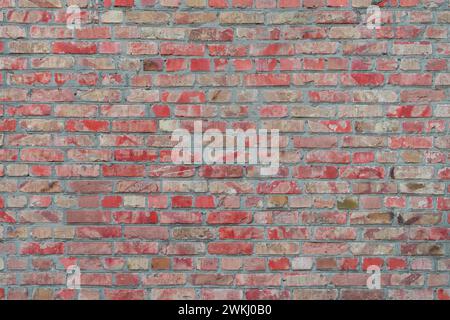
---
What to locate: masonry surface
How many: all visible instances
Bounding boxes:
[0,0,449,300]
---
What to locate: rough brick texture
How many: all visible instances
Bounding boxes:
[0,0,449,300]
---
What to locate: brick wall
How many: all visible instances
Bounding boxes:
[0,0,449,300]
